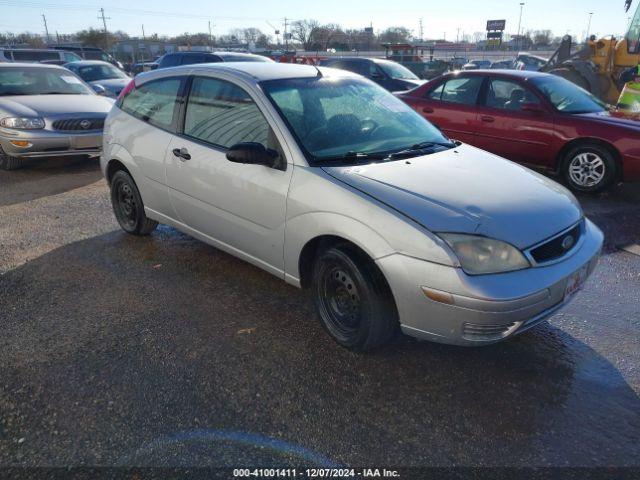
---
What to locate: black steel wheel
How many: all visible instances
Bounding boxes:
[313,245,398,351]
[110,170,158,235]
[0,145,24,171]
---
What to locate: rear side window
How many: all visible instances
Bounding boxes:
[184,76,271,149]
[180,54,206,65]
[11,50,59,61]
[159,54,180,68]
[343,61,368,76]
[428,76,483,105]
[63,52,81,62]
[120,77,183,130]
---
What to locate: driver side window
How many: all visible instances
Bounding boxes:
[184,76,280,154]
[485,78,540,111]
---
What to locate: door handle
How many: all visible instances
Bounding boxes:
[172,147,191,161]
[480,116,495,123]
[422,106,434,113]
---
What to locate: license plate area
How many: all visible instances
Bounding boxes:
[72,134,101,149]
[564,264,589,299]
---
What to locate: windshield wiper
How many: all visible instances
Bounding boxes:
[315,150,388,163]
[386,141,455,160]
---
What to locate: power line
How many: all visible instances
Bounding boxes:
[0,0,281,22]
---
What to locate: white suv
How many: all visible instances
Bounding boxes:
[101,62,602,351]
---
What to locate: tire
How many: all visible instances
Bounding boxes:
[110,170,158,235]
[0,145,24,170]
[312,245,398,351]
[561,143,617,194]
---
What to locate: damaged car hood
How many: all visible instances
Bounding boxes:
[322,143,582,249]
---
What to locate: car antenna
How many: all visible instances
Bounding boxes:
[313,62,323,77]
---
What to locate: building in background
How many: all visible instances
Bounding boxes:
[113,39,177,63]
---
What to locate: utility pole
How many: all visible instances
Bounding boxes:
[586,12,593,42]
[208,21,213,49]
[456,27,460,43]
[42,14,50,45]
[98,8,110,50]
[517,2,525,51]
[141,24,146,41]
[284,17,289,51]
[56,31,60,44]
[419,18,424,42]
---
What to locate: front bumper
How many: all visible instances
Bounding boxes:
[0,129,102,158]
[377,218,604,346]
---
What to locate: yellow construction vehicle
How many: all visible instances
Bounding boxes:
[542,0,640,104]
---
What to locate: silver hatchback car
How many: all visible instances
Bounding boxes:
[101,62,603,351]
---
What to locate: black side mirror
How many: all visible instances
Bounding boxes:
[226,142,280,168]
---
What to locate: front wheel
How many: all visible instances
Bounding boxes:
[312,246,398,351]
[0,146,24,170]
[110,170,158,235]
[561,144,617,194]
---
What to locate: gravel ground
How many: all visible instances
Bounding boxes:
[0,156,638,470]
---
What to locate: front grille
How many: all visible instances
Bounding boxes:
[52,118,104,131]
[529,223,582,264]
[462,322,516,342]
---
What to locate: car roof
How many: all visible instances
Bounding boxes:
[65,60,112,66]
[323,56,394,64]
[215,51,267,58]
[164,51,263,57]
[446,69,551,80]
[324,56,372,62]
[0,62,65,69]
[137,62,352,84]
[0,48,63,52]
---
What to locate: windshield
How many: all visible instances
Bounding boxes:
[531,76,606,113]
[76,64,128,82]
[378,61,419,80]
[0,67,93,96]
[261,76,451,164]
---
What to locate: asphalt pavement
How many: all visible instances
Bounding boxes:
[0,156,639,470]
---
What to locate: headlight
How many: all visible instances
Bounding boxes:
[439,233,530,275]
[0,117,45,130]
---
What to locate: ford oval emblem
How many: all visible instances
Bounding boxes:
[80,120,92,130]
[562,235,575,250]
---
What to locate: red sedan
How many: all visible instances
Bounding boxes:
[397,70,640,193]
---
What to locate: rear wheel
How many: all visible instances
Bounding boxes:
[110,170,158,235]
[561,143,617,193]
[312,245,398,351]
[0,146,24,170]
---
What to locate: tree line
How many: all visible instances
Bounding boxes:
[0,21,559,51]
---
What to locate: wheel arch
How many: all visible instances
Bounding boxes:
[285,212,397,289]
[555,137,623,180]
[298,235,365,289]
[105,158,131,184]
[298,234,399,329]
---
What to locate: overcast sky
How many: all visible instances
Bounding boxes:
[0,0,634,40]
